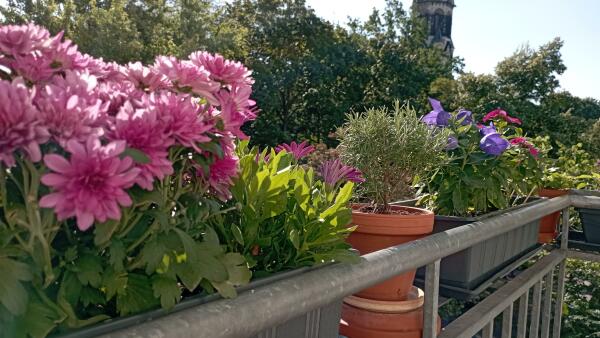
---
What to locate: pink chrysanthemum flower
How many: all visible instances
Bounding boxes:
[152,56,219,104]
[109,101,174,190]
[276,141,315,160]
[39,138,140,231]
[197,136,239,200]
[150,92,214,152]
[35,70,108,145]
[215,84,257,138]
[0,23,50,56]
[0,78,50,166]
[10,53,56,82]
[320,159,365,187]
[189,51,253,85]
[124,62,171,91]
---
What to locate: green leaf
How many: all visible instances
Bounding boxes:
[0,258,32,315]
[108,240,126,272]
[174,228,228,282]
[103,268,128,300]
[121,147,151,164]
[211,281,237,298]
[94,220,120,246]
[152,275,181,310]
[231,224,244,245]
[174,261,203,291]
[79,286,106,307]
[289,229,300,250]
[75,254,103,288]
[141,237,167,274]
[116,274,159,316]
[13,295,64,338]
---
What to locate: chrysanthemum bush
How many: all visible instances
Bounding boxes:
[418,99,543,216]
[0,23,261,336]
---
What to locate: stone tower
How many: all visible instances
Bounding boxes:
[413,0,455,56]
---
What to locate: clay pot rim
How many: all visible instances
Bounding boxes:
[344,287,424,313]
[351,203,434,217]
[538,188,570,198]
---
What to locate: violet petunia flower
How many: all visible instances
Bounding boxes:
[421,98,451,127]
[480,133,509,156]
[456,109,473,125]
[275,140,315,160]
[479,122,498,136]
[320,159,365,187]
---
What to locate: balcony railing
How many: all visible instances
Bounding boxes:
[98,192,600,338]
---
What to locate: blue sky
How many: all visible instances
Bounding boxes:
[306,0,600,100]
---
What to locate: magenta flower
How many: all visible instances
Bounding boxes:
[150,92,214,152]
[189,51,253,85]
[124,62,171,91]
[152,56,219,104]
[0,23,50,56]
[320,159,365,187]
[197,136,239,201]
[0,78,50,166]
[483,109,522,125]
[39,138,140,231]
[109,102,174,190]
[216,84,257,138]
[35,70,108,145]
[275,141,315,160]
[510,137,539,157]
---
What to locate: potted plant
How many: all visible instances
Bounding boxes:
[336,101,448,302]
[0,24,361,338]
[539,141,600,244]
[417,99,544,292]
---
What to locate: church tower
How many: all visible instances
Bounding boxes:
[413,0,455,56]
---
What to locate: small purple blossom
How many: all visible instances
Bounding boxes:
[421,98,451,127]
[275,141,315,160]
[480,133,509,156]
[479,122,498,136]
[446,135,459,150]
[320,159,365,187]
[456,109,473,125]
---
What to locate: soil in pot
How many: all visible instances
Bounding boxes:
[537,189,568,243]
[348,204,434,301]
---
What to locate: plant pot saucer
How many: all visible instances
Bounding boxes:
[344,287,424,313]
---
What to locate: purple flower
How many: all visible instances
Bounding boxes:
[320,159,365,187]
[421,98,451,127]
[479,122,498,136]
[446,135,459,150]
[39,138,140,231]
[480,133,509,156]
[275,141,315,160]
[456,109,473,125]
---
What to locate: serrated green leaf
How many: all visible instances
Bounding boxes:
[103,268,128,300]
[0,258,31,315]
[141,237,167,274]
[220,253,251,286]
[75,254,103,288]
[109,240,126,272]
[79,286,106,307]
[174,261,203,291]
[116,274,159,316]
[211,281,237,298]
[152,275,181,310]
[13,295,64,338]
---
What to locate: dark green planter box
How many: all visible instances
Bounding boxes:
[56,266,342,338]
[405,199,544,290]
[578,208,600,244]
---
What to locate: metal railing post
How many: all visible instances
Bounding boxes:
[552,207,570,338]
[424,259,441,338]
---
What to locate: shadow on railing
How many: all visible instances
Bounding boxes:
[98,192,600,338]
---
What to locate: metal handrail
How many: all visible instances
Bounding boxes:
[99,194,595,338]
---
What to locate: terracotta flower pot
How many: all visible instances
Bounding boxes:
[339,288,441,338]
[348,204,434,301]
[537,188,569,243]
